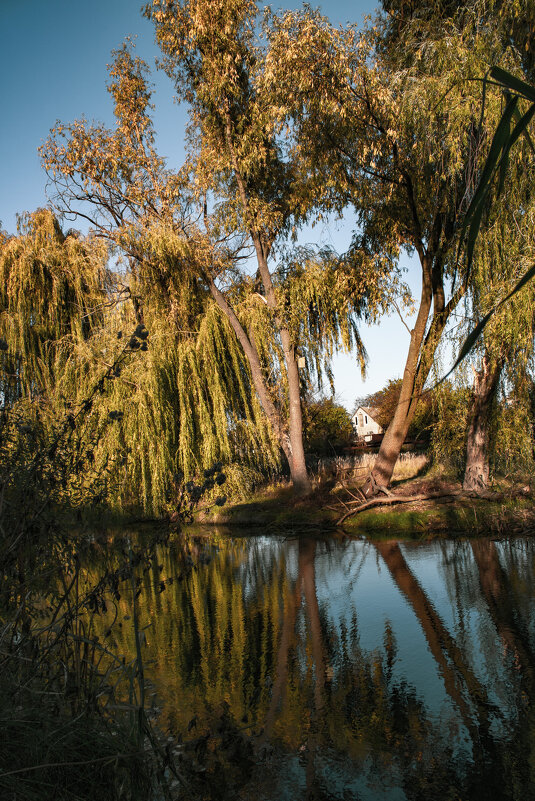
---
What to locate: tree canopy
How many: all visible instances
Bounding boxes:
[262,0,532,492]
[40,1,395,497]
[2,0,533,507]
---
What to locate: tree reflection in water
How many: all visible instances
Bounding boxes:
[94,532,535,800]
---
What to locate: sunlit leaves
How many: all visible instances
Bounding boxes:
[0,209,108,403]
[40,44,180,235]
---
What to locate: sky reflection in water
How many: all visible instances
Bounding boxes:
[109,534,535,800]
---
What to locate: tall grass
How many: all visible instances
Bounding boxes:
[316,452,429,484]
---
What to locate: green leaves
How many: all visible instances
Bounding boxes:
[452,67,535,376]
[491,66,535,103]
[461,67,535,275]
[446,261,535,381]
[460,93,519,275]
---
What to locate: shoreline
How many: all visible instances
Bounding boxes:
[194,476,535,540]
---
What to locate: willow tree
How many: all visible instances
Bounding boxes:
[264,0,523,495]
[462,176,535,491]
[0,208,107,407]
[39,45,278,501]
[0,215,281,513]
[43,12,386,497]
[0,210,118,516]
[144,0,371,494]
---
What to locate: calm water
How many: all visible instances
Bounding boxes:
[104,533,535,800]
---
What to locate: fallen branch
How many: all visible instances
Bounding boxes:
[338,481,366,504]
[333,492,352,512]
[336,490,464,526]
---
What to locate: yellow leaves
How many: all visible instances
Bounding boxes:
[0,209,109,407]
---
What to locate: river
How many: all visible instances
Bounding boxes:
[96,530,535,800]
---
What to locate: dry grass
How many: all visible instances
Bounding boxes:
[391,454,429,482]
[316,452,429,486]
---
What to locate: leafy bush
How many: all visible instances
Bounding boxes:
[303,396,354,456]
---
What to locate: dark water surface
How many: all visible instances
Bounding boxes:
[107,533,535,799]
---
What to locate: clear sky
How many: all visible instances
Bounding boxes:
[1,0,421,411]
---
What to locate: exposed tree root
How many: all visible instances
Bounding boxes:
[336,490,464,526]
[335,485,533,526]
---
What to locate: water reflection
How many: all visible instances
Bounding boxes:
[101,534,535,799]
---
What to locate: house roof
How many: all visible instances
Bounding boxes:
[353,405,381,422]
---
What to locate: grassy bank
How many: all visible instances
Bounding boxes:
[196,458,535,539]
[342,492,535,539]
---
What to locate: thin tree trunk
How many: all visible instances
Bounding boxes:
[223,112,311,496]
[208,280,290,464]
[208,278,311,492]
[463,352,502,493]
[251,239,310,495]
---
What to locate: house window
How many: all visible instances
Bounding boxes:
[365,415,368,424]
[358,413,363,428]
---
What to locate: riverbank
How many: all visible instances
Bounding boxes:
[196,475,535,539]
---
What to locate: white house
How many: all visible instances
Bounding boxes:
[351,406,383,442]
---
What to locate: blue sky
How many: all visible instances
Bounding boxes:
[1,0,421,410]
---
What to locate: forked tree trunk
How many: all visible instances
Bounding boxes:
[209,279,311,495]
[223,114,312,496]
[251,233,311,495]
[463,352,502,493]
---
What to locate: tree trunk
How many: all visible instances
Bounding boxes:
[463,352,502,493]
[222,114,312,495]
[362,244,465,498]
[208,279,311,494]
[281,330,311,496]
[364,380,419,495]
[362,260,433,497]
[251,235,311,495]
